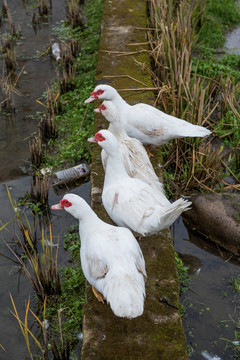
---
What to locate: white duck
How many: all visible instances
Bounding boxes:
[51,193,146,319]
[88,130,191,236]
[94,101,165,193]
[85,84,212,146]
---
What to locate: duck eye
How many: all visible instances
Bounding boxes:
[60,199,72,208]
[95,133,106,142]
[97,89,104,95]
[100,104,106,111]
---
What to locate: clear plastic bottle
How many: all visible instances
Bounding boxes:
[52,42,61,61]
[52,164,90,184]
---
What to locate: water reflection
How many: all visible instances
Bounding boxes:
[172,217,240,359]
[0,176,90,359]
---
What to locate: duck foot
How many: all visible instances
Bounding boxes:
[144,145,154,158]
[92,286,105,303]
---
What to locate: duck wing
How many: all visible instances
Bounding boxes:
[103,181,169,233]
[123,104,211,145]
[87,256,109,280]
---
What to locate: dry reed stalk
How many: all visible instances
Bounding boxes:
[7,225,61,301]
[30,174,49,206]
[147,0,240,193]
[29,137,43,168]
[55,42,77,93]
[38,0,49,16]
[5,47,16,75]
[0,64,23,112]
[66,0,84,29]
[0,75,15,112]
[3,0,16,36]
[1,33,11,53]
[102,74,148,87]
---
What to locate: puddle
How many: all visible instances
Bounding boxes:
[0,0,65,181]
[172,217,240,360]
[224,1,240,54]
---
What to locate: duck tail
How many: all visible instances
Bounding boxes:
[103,268,145,318]
[179,124,212,138]
[159,198,192,228]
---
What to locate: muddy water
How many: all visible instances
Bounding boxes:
[0,1,90,359]
[0,0,66,180]
[172,218,240,360]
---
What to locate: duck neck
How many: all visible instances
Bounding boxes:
[73,201,98,224]
[112,92,128,111]
[108,123,128,140]
[104,148,128,184]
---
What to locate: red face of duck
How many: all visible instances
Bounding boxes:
[51,198,72,210]
[85,89,105,103]
[87,132,106,143]
[94,104,106,114]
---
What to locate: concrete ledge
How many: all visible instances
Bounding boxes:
[81,0,188,359]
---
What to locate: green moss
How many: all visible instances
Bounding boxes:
[235,212,240,222]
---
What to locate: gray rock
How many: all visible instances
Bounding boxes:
[183,193,240,255]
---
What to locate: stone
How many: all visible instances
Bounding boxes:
[183,193,240,255]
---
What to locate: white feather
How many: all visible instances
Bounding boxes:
[95,130,191,236]
[98,101,165,194]
[51,194,146,319]
[87,84,211,145]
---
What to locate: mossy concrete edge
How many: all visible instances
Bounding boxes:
[81,0,188,359]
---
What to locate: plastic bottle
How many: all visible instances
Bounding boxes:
[52,42,61,61]
[52,164,90,184]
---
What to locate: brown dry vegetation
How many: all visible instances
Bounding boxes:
[147,0,240,194]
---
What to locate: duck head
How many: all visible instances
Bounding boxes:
[84,84,118,103]
[88,129,119,154]
[94,101,120,124]
[51,193,91,220]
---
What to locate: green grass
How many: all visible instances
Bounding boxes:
[44,266,85,345]
[175,252,191,295]
[42,224,84,347]
[197,0,240,52]
[42,0,104,170]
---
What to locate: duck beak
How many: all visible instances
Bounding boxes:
[84,95,95,103]
[94,107,101,113]
[87,136,97,143]
[51,203,63,210]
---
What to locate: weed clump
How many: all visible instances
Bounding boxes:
[148,0,240,194]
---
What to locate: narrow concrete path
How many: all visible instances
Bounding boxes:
[81,0,188,359]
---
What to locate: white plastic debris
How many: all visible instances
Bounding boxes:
[196,267,201,275]
[44,239,58,247]
[52,42,61,61]
[40,167,52,176]
[77,332,83,340]
[52,164,90,185]
[232,341,240,345]
[201,351,222,360]
[42,319,49,330]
